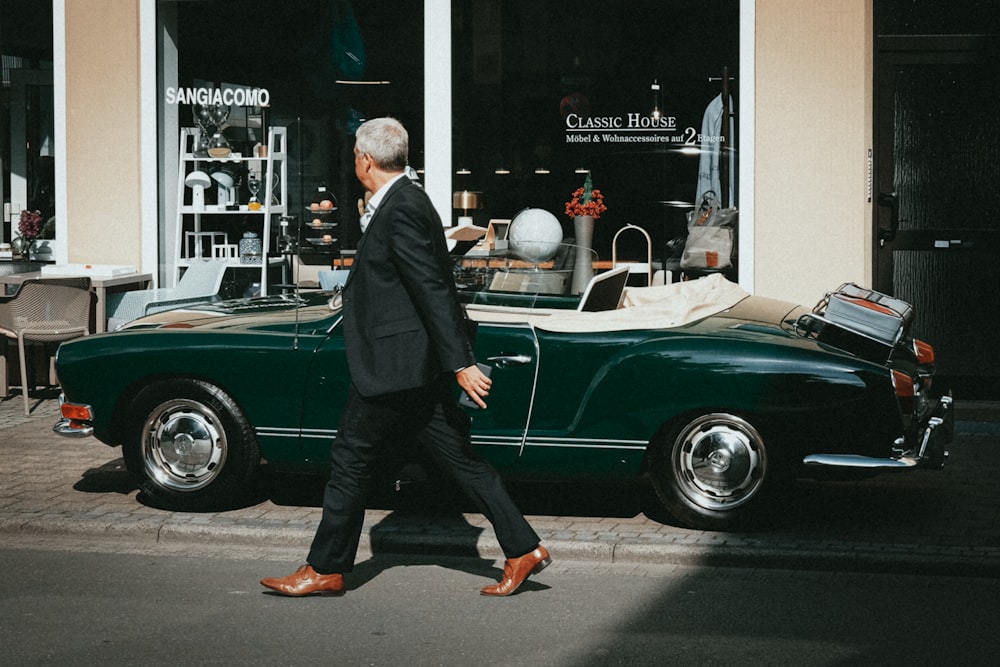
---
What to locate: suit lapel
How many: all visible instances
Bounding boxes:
[346,178,411,288]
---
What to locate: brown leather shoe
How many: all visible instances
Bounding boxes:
[480,546,551,597]
[260,564,345,597]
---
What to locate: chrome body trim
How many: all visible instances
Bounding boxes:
[252,426,646,453]
[803,453,919,469]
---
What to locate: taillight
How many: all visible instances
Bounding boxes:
[892,368,917,418]
[61,402,94,422]
[892,369,915,396]
[912,339,935,365]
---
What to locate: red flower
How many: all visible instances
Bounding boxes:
[18,209,44,240]
[564,174,607,220]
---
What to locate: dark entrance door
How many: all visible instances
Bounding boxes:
[874,32,1000,398]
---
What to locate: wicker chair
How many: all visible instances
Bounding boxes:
[0,277,93,415]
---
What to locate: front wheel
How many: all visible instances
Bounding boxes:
[650,413,768,530]
[123,379,260,511]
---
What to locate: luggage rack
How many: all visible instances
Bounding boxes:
[794,283,914,363]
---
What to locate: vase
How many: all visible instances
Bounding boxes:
[571,215,595,294]
[12,237,34,262]
[239,231,263,264]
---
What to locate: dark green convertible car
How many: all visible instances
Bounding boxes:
[53,272,952,530]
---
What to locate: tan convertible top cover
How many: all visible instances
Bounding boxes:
[466,273,750,333]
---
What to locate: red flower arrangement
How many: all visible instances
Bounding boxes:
[564,173,607,220]
[18,209,44,240]
[16,209,44,256]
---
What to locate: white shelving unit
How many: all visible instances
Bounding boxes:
[174,126,287,294]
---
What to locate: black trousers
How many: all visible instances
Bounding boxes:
[307,377,540,574]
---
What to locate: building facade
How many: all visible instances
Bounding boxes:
[3,0,998,396]
[50,0,872,305]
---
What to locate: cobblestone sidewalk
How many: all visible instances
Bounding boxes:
[2,393,999,576]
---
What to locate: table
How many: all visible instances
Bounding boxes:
[0,272,153,333]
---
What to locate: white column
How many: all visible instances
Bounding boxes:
[738,0,755,293]
[424,0,452,226]
[53,0,67,263]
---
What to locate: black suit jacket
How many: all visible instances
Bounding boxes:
[341,178,475,397]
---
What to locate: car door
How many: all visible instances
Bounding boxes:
[464,322,539,470]
[295,315,352,466]
[294,316,539,470]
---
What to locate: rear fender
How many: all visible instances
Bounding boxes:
[577,336,901,458]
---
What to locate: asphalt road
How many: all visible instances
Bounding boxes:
[3,542,999,666]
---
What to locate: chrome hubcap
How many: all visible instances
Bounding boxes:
[142,399,227,492]
[673,414,766,511]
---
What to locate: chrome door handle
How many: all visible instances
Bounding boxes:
[486,354,533,368]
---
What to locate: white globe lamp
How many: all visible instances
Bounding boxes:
[508,208,564,264]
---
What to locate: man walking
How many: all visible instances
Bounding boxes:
[261,117,550,597]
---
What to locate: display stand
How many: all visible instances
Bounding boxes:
[300,185,340,268]
[174,126,287,294]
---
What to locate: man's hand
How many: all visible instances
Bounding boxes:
[456,364,492,409]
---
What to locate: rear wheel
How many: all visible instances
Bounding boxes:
[123,379,260,510]
[650,412,768,530]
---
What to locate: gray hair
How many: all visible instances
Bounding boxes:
[355,117,408,172]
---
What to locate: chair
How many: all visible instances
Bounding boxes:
[105,259,227,330]
[612,224,657,286]
[318,269,350,290]
[0,277,93,415]
[577,265,629,312]
[290,255,335,288]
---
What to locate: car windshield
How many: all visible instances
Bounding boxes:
[452,239,583,309]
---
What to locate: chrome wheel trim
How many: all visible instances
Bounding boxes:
[671,413,766,512]
[141,398,228,492]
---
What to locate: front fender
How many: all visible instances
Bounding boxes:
[56,330,316,446]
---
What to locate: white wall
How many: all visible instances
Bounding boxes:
[58,0,146,268]
[753,0,873,304]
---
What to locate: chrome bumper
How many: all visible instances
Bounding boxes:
[53,418,94,438]
[52,394,95,438]
[803,394,953,471]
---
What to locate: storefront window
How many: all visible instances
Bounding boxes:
[451,0,739,266]
[157,1,739,286]
[158,0,423,283]
[1,1,55,260]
